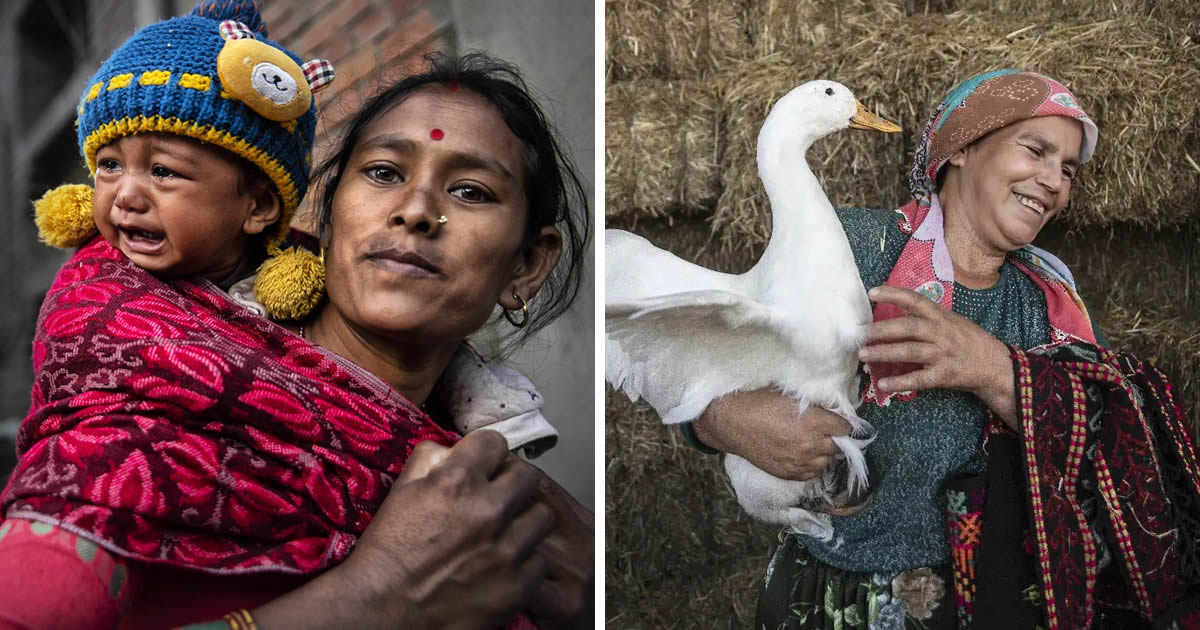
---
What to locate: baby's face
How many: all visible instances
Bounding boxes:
[92,133,266,279]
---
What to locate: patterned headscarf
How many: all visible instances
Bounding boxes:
[864,70,1099,407]
[909,69,1098,205]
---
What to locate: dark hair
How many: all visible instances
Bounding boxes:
[312,52,591,351]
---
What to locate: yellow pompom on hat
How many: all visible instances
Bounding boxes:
[254,246,326,320]
[34,185,95,249]
[35,0,335,320]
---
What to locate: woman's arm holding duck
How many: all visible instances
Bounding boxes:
[690,391,851,481]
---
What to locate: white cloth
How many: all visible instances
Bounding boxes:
[437,345,558,458]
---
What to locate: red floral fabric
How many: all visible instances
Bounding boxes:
[2,235,458,574]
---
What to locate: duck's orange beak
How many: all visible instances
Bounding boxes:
[849,100,901,133]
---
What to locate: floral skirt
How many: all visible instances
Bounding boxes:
[756,533,956,630]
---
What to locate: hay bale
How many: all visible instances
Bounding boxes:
[605,0,753,82]
[606,80,722,219]
[746,0,907,57]
[607,213,761,275]
[1096,306,1200,434]
[713,13,1200,248]
[605,1,622,82]
[1035,221,1200,323]
[605,83,636,216]
[605,389,774,629]
[957,0,1200,31]
[1034,221,1200,435]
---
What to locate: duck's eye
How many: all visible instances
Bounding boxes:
[825,87,834,96]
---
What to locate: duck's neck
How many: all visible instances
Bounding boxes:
[750,126,840,286]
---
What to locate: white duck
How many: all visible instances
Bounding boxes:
[606,80,900,542]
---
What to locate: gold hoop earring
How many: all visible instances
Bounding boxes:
[503,291,529,328]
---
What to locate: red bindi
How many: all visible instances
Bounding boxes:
[430,128,444,141]
[447,80,459,92]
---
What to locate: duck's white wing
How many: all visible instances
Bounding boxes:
[606,290,794,424]
[606,229,742,303]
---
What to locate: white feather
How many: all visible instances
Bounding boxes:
[605,80,884,541]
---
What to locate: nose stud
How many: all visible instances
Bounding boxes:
[390,214,448,232]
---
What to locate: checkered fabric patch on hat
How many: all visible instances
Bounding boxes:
[219,19,255,40]
[302,59,335,93]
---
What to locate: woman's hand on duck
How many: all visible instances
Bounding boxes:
[860,286,1018,428]
[528,471,595,629]
[256,430,554,630]
[693,389,850,481]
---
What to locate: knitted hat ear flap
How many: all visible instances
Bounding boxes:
[253,246,325,320]
[35,184,97,248]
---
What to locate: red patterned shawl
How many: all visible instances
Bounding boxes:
[2,235,459,574]
[1011,344,1200,629]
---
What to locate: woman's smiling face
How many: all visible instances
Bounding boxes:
[942,115,1083,252]
[323,85,561,345]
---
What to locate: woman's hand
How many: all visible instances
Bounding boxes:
[399,439,596,629]
[692,389,851,481]
[253,430,555,630]
[859,286,1017,428]
[528,471,595,629]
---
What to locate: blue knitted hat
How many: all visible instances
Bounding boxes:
[73,0,334,253]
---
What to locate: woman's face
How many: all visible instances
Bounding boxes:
[943,116,1082,251]
[323,85,561,345]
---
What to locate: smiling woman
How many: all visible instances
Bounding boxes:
[940,116,1083,277]
[688,69,1200,629]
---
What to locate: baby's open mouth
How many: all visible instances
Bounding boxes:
[120,227,164,243]
[118,226,167,254]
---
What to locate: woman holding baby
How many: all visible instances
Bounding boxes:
[0,1,591,628]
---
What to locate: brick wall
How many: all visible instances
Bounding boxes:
[259,0,450,228]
